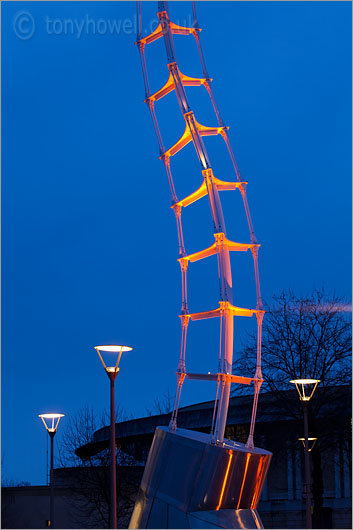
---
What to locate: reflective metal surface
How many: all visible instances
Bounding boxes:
[129,427,271,529]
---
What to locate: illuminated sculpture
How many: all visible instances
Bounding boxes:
[130,2,271,528]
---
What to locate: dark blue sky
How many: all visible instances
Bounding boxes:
[2,1,351,486]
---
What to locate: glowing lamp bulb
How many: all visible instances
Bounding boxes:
[95,345,132,353]
[289,378,320,401]
[38,413,65,433]
[94,345,133,375]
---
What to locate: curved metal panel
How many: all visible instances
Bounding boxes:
[129,427,271,529]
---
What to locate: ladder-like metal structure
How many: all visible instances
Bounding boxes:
[136,1,264,449]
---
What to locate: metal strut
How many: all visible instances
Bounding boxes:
[136,1,265,446]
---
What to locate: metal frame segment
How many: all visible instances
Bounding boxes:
[136,1,265,447]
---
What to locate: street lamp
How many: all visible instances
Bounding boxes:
[290,378,320,529]
[298,438,317,452]
[95,344,132,529]
[38,413,65,529]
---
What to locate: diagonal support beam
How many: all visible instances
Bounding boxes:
[178,233,259,264]
[186,372,261,385]
[187,301,261,321]
[136,16,200,46]
[173,177,248,209]
[146,64,209,103]
[161,112,227,159]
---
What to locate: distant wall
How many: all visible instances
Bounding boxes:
[1,486,79,529]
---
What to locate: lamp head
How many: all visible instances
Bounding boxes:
[94,345,132,377]
[289,378,320,401]
[298,437,317,452]
[38,413,65,433]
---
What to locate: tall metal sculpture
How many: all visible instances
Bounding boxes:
[130,2,272,528]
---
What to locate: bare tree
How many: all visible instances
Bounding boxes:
[146,388,174,416]
[233,288,351,397]
[57,406,142,529]
[233,288,352,528]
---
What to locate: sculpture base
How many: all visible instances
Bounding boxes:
[129,426,271,529]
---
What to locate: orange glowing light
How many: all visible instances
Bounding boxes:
[237,453,251,509]
[136,0,267,448]
[146,65,208,104]
[188,301,261,322]
[216,452,233,510]
[173,176,247,209]
[186,372,257,385]
[161,115,227,160]
[136,11,199,46]
[250,455,265,508]
[252,509,262,529]
[178,233,257,265]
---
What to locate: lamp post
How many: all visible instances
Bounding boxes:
[95,345,132,529]
[38,413,65,529]
[290,378,320,529]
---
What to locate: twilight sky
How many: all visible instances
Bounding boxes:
[2,1,351,486]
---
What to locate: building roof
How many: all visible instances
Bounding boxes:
[76,385,351,459]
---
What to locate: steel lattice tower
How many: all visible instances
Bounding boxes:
[137,1,264,448]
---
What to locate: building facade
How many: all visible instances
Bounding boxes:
[2,386,351,529]
[79,385,352,529]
